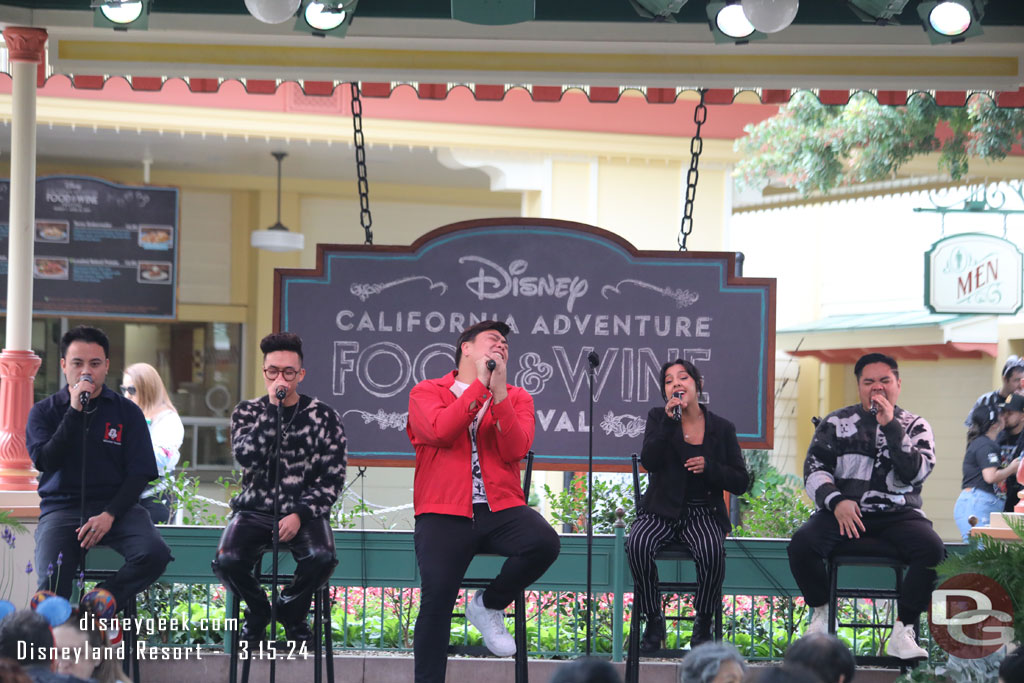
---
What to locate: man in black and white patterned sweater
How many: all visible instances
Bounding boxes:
[787,352,944,661]
[212,332,347,647]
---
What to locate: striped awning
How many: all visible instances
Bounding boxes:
[45,76,1024,108]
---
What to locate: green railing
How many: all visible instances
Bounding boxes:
[87,525,965,663]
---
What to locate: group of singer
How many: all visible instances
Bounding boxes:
[30,320,979,682]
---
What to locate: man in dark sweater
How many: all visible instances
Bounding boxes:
[787,352,944,661]
[965,355,1024,427]
[212,332,347,647]
[27,325,170,610]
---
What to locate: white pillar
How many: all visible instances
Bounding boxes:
[4,32,44,350]
[0,27,47,497]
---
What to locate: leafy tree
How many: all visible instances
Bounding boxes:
[735,90,1024,197]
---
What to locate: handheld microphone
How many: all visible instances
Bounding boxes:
[672,391,683,422]
[275,386,287,401]
[869,397,878,416]
[486,359,496,371]
[79,374,93,406]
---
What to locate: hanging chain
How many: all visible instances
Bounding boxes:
[678,88,707,251]
[350,81,374,245]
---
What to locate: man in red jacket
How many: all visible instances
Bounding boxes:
[407,320,560,683]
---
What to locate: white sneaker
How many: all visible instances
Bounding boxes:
[886,621,928,660]
[805,605,829,635]
[465,591,516,657]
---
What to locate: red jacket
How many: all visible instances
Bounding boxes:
[407,370,535,517]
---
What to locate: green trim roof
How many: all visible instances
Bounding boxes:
[778,310,972,334]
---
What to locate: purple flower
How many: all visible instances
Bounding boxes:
[1,528,15,549]
[56,552,63,567]
[25,561,33,574]
[77,570,85,590]
[47,562,53,577]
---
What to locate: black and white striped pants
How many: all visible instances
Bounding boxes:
[625,506,725,618]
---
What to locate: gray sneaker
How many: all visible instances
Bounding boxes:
[465,590,516,657]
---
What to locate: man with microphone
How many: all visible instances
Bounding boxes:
[212,331,347,648]
[406,320,560,683]
[27,325,171,609]
[786,352,944,660]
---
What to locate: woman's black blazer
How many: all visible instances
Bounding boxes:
[638,404,750,534]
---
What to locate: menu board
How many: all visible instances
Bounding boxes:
[0,176,179,318]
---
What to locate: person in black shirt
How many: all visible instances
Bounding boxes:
[964,356,1024,427]
[953,404,1020,541]
[996,392,1024,513]
[624,359,749,652]
[26,326,171,611]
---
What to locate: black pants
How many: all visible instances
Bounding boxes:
[625,507,725,619]
[140,495,171,525]
[34,503,172,611]
[787,508,945,625]
[413,504,560,683]
[211,511,337,628]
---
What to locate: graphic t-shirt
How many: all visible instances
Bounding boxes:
[961,435,1002,495]
[450,379,490,504]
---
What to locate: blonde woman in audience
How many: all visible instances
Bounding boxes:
[54,615,129,683]
[122,363,184,524]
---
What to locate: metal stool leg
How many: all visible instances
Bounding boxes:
[513,591,528,683]
[313,589,322,683]
[323,586,335,683]
[625,607,640,683]
[827,560,839,635]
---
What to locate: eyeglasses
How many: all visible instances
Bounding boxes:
[120,385,137,396]
[263,366,300,381]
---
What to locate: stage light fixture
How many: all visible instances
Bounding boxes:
[741,0,799,33]
[706,1,765,44]
[847,0,911,25]
[295,0,358,37]
[917,0,985,43]
[628,0,689,20]
[245,0,301,24]
[92,0,149,30]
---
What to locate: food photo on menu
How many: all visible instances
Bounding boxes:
[35,219,70,244]
[33,256,69,280]
[138,224,173,249]
[138,261,172,284]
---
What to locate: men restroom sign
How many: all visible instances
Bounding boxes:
[925,233,1023,315]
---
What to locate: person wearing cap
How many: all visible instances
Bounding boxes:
[953,404,1021,541]
[964,356,1024,427]
[996,392,1024,513]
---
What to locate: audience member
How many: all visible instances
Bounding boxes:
[784,633,855,683]
[0,610,94,683]
[746,664,821,683]
[52,615,127,683]
[0,657,32,683]
[549,657,623,683]
[1000,648,1024,683]
[681,641,747,683]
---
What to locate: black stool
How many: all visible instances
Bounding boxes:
[625,453,722,683]
[448,452,534,683]
[80,567,141,683]
[226,551,336,683]
[826,538,909,666]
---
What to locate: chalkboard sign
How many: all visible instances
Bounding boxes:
[277,219,775,471]
[0,176,179,319]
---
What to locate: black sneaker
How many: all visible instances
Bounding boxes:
[239,618,268,647]
[639,615,665,654]
[690,613,714,648]
[283,620,313,646]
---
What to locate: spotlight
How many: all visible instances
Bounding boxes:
[246,0,301,24]
[295,0,358,37]
[92,0,149,30]
[741,0,799,33]
[917,0,985,43]
[847,0,911,25]
[707,1,765,43]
